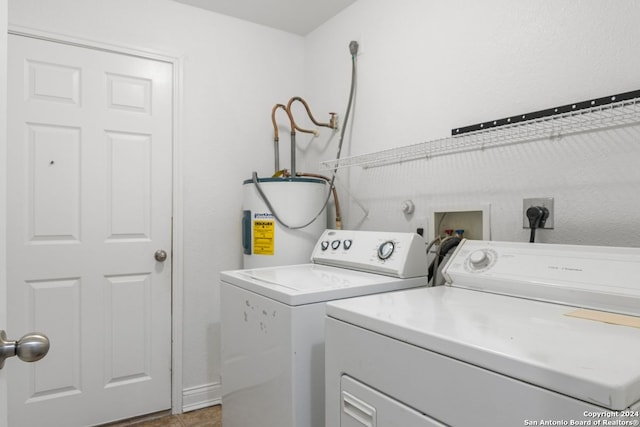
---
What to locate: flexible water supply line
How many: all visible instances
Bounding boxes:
[290,132,297,177]
[427,236,461,286]
[282,170,343,230]
[270,104,289,173]
[270,101,318,176]
[285,96,335,177]
[252,41,358,230]
[287,97,337,132]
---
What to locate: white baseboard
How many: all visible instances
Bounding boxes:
[182,382,222,413]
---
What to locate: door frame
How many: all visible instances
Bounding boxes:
[6,25,185,414]
[1,2,8,427]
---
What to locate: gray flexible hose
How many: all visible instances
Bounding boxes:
[252,47,358,230]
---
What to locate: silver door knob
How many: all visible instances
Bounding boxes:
[0,330,50,369]
[154,249,168,262]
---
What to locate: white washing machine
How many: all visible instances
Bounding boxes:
[325,239,640,427]
[220,229,429,427]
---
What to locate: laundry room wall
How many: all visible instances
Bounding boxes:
[303,0,640,248]
[8,0,304,409]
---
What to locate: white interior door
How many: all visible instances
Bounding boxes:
[7,34,173,426]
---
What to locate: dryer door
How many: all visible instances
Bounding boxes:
[341,375,445,427]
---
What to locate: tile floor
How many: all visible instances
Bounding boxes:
[103,405,221,427]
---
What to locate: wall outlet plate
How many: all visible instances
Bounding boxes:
[523,197,554,229]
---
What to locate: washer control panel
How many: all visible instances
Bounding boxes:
[377,241,395,260]
[311,229,427,278]
[441,239,640,316]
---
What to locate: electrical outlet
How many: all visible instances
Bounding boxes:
[523,197,554,229]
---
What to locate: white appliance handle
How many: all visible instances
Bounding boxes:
[342,390,377,427]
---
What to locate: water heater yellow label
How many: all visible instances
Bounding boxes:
[253,220,275,255]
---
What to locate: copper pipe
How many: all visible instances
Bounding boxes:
[273,96,335,178]
[271,103,294,174]
[286,96,338,135]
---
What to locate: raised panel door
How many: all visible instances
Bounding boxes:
[7,34,173,427]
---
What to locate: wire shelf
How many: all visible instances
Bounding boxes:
[319,95,640,171]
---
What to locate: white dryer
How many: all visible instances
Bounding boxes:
[325,239,640,427]
[220,229,428,427]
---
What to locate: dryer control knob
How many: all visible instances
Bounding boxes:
[469,250,489,269]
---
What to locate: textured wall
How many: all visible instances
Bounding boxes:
[304,0,640,247]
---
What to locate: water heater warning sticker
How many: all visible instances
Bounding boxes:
[253,219,275,255]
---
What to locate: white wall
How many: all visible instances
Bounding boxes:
[304,0,640,247]
[8,0,304,408]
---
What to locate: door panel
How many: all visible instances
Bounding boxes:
[29,123,81,241]
[27,277,81,402]
[106,131,152,239]
[7,34,173,427]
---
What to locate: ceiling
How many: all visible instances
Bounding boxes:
[172,0,356,35]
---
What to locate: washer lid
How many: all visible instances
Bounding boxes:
[220,264,427,305]
[326,286,640,410]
